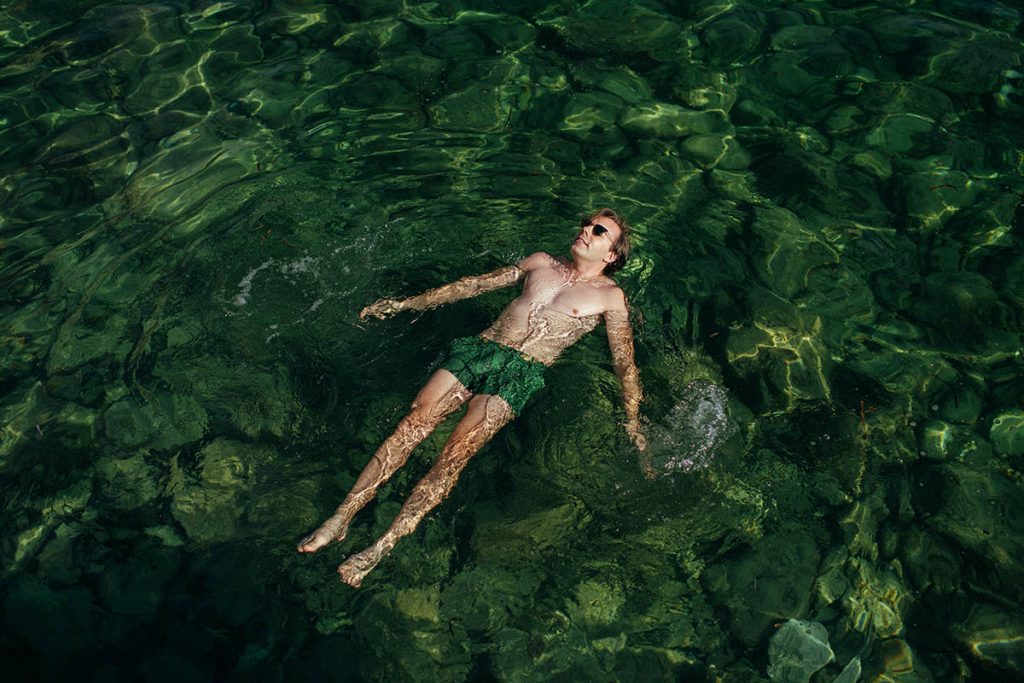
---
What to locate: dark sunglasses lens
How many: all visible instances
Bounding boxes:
[592,224,608,236]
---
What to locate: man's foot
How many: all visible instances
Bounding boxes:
[296,515,348,553]
[337,547,383,588]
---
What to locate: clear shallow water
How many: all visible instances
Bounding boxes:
[1,0,1023,680]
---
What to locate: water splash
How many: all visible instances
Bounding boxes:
[646,380,736,473]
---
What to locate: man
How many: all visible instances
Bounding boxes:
[297,208,646,587]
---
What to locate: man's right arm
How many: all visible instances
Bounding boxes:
[360,253,547,320]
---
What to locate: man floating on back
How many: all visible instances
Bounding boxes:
[298,208,646,587]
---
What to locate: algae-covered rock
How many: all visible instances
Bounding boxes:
[98,542,181,625]
[570,579,625,628]
[925,457,1024,594]
[767,619,834,683]
[702,529,822,645]
[4,576,98,655]
[429,83,510,132]
[102,392,207,452]
[621,105,729,139]
[726,291,832,408]
[558,91,625,144]
[545,4,682,60]
[441,565,543,635]
[952,603,1024,674]
[842,557,908,638]
[169,439,275,545]
[94,452,162,511]
[990,411,1024,456]
[900,528,961,594]
[395,586,441,623]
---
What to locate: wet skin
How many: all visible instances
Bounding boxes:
[298,221,645,587]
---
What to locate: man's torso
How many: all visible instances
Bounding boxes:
[480,253,620,365]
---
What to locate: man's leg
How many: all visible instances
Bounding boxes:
[297,369,472,553]
[337,393,515,587]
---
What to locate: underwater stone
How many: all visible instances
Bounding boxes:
[98,542,181,624]
[4,576,98,655]
[457,12,536,50]
[925,457,1024,595]
[621,105,729,138]
[103,392,207,452]
[247,481,320,538]
[168,439,274,546]
[924,42,1020,95]
[471,501,588,561]
[429,83,508,132]
[911,272,1015,353]
[842,558,907,638]
[879,638,916,678]
[558,91,626,145]
[681,133,728,166]
[726,288,832,407]
[840,494,887,561]
[900,528,962,594]
[939,386,982,426]
[571,580,626,628]
[953,603,1024,673]
[703,530,822,646]
[94,452,162,511]
[702,13,764,66]
[833,655,861,683]
[920,420,968,461]
[770,25,837,51]
[814,547,850,608]
[572,64,652,105]
[989,411,1024,456]
[548,4,682,60]
[395,586,441,623]
[766,619,834,683]
[422,26,486,61]
[35,523,83,585]
[865,113,933,154]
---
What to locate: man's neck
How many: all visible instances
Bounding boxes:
[566,260,606,282]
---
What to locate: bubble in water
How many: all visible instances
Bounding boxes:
[646,380,737,473]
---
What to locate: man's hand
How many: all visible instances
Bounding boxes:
[359,298,405,320]
[626,418,647,452]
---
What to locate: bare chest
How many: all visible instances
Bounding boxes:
[520,269,607,318]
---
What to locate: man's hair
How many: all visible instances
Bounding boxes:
[582,208,632,276]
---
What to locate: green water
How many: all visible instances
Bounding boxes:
[2,0,1023,680]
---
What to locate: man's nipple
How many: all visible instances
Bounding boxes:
[572,308,579,315]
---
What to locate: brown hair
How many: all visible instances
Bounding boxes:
[582,208,632,276]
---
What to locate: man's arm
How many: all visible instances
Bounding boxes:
[360,255,543,320]
[604,288,646,452]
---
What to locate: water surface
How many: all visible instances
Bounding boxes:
[2,0,1023,680]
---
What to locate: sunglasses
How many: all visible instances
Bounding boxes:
[580,221,612,237]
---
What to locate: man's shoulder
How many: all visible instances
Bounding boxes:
[599,282,628,311]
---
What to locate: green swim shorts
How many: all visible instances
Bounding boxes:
[440,336,546,414]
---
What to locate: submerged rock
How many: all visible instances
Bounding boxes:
[168,439,276,546]
[767,619,834,683]
[925,456,1024,595]
[953,603,1024,673]
[990,411,1024,456]
[703,529,822,646]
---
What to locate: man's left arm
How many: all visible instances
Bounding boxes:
[604,289,646,452]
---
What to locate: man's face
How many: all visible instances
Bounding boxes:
[571,217,622,267]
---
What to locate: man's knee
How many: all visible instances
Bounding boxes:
[406,400,444,431]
